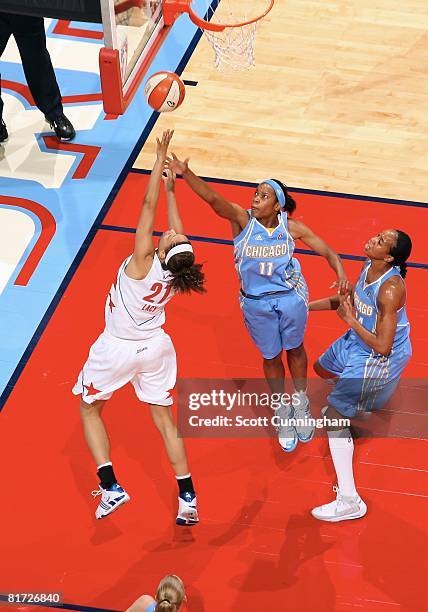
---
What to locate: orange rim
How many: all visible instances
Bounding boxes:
[186,0,275,32]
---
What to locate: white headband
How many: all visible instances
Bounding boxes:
[165,243,194,265]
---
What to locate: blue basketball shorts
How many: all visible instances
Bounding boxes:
[318,330,412,418]
[240,287,308,359]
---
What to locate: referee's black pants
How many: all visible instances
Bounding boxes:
[0,13,63,121]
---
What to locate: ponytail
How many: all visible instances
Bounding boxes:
[284,193,296,215]
[155,575,185,612]
[390,230,412,278]
[156,600,175,611]
[398,262,408,279]
[271,178,296,215]
[169,261,205,294]
[165,243,206,294]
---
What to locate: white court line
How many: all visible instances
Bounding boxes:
[362,600,400,608]
[324,560,363,569]
[276,476,428,499]
[307,454,428,473]
[360,461,428,473]
[359,486,428,499]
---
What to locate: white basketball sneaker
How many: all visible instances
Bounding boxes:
[92,483,130,519]
[293,394,315,443]
[312,486,367,522]
[176,492,199,526]
[275,403,298,452]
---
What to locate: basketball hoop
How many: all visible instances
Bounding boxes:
[163,0,275,71]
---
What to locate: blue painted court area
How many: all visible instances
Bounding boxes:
[0,12,203,406]
[46,19,105,43]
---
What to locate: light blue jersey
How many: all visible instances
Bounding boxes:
[319,261,412,417]
[351,260,410,351]
[233,210,305,298]
[234,210,308,358]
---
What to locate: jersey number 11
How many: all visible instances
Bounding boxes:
[259,262,274,276]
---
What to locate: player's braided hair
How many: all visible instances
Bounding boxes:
[390,230,412,278]
[165,241,206,294]
[271,178,296,214]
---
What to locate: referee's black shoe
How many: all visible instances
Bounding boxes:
[0,119,8,143]
[47,112,75,141]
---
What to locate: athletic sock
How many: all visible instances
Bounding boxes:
[97,462,117,490]
[176,473,195,495]
[327,429,358,498]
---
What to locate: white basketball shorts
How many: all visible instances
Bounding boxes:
[72,329,176,406]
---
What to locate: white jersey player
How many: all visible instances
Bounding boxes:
[73,130,205,524]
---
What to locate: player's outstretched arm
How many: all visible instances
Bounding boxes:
[309,295,341,311]
[309,265,363,311]
[163,168,184,234]
[127,130,173,279]
[310,280,355,310]
[166,154,248,229]
[337,278,404,356]
[288,219,349,294]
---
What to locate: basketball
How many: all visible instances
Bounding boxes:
[144,71,186,112]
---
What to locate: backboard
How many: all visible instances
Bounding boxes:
[100,0,166,114]
[0,0,170,115]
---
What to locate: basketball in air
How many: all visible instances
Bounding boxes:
[144,71,185,112]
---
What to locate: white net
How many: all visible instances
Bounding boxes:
[204,23,258,71]
[192,0,271,71]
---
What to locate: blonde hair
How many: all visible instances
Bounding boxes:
[155,575,185,611]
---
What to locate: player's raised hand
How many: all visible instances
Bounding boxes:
[166,152,189,175]
[330,277,352,296]
[336,295,355,324]
[162,168,176,192]
[156,129,174,160]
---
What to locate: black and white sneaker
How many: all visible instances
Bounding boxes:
[0,119,8,143]
[47,112,75,141]
[92,483,130,519]
[176,492,199,526]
